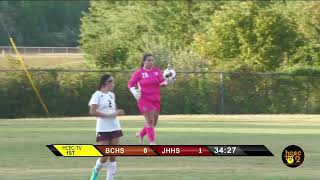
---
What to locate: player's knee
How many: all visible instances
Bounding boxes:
[146,119,155,127]
[100,157,108,163]
[146,123,154,128]
[109,156,116,162]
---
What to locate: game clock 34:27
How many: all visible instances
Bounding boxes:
[211,146,238,155]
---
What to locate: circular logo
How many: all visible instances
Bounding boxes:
[282,145,304,168]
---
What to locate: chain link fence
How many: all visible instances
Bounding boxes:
[0,69,320,118]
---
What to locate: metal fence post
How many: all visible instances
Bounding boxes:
[219,72,224,114]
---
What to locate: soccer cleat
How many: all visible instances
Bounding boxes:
[135,132,143,145]
[90,167,99,180]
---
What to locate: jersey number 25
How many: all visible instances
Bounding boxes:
[142,72,149,78]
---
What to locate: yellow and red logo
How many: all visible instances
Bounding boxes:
[282,145,304,168]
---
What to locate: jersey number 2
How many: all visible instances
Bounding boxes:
[108,100,112,108]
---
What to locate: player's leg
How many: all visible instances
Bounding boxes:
[154,114,158,127]
[144,110,156,145]
[153,101,160,127]
[136,99,150,144]
[154,111,159,127]
[151,102,160,144]
[106,136,120,180]
[91,136,110,180]
[136,122,147,145]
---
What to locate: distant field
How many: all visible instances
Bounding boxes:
[0,53,86,69]
[0,115,319,180]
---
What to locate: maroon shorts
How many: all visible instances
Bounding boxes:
[96,130,123,142]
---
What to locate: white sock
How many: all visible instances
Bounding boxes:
[94,158,107,172]
[106,161,117,180]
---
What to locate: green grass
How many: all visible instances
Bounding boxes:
[0,53,86,69]
[0,115,319,180]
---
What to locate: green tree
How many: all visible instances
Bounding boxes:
[0,1,89,46]
[192,2,305,72]
[287,2,320,66]
[80,1,223,69]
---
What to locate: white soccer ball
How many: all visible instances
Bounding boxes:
[163,66,176,85]
[163,68,176,79]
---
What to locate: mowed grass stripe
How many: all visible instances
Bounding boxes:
[2,120,320,127]
[2,114,320,122]
[1,126,320,134]
[0,164,319,180]
[0,53,85,69]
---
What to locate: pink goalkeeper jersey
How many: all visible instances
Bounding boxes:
[128,67,165,102]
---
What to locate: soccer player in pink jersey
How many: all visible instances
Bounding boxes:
[128,54,169,145]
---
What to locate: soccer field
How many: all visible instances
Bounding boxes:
[0,53,85,69]
[0,115,319,180]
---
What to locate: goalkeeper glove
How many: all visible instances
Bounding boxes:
[130,87,141,100]
[166,78,174,85]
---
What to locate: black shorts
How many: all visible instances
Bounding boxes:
[96,130,123,142]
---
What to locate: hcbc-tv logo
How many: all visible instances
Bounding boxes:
[282,145,304,168]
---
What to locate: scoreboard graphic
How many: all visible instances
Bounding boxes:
[47,145,273,157]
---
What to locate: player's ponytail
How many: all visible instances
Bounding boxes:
[98,74,111,90]
[141,53,153,67]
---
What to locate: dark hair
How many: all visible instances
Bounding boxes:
[140,53,153,67]
[98,74,111,90]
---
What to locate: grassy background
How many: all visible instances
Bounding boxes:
[0,115,319,180]
[0,53,86,69]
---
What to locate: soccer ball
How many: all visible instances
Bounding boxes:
[163,65,176,85]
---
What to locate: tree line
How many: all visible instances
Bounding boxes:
[80,1,320,73]
[0,1,89,47]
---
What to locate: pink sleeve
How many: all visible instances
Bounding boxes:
[157,68,166,85]
[128,70,140,89]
